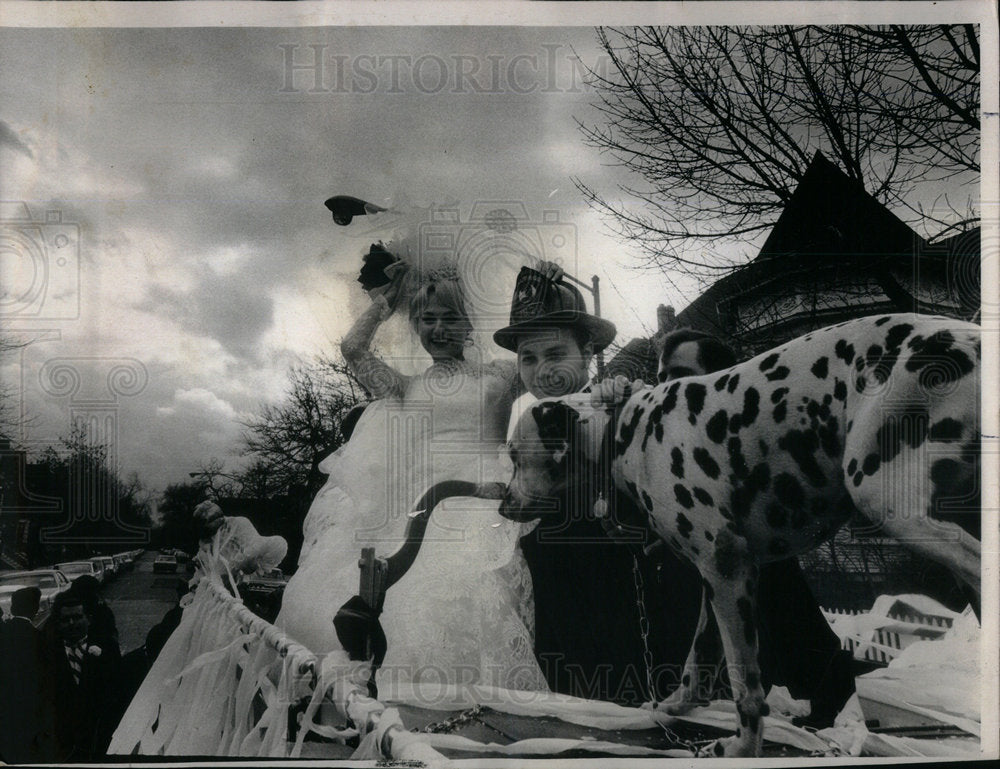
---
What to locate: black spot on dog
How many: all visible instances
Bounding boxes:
[770,387,789,405]
[727,373,741,394]
[789,505,807,529]
[654,422,664,443]
[641,490,654,511]
[674,484,694,510]
[661,381,680,416]
[713,529,742,580]
[847,458,858,475]
[741,387,760,428]
[671,446,684,478]
[773,401,787,423]
[693,487,714,506]
[876,411,929,464]
[930,418,964,441]
[715,373,730,392]
[833,379,847,402]
[706,410,728,444]
[774,472,804,508]
[853,471,864,487]
[835,339,855,365]
[905,329,975,385]
[759,353,779,372]
[729,413,742,433]
[676,512,694,538]
[866,344,883,367]
[704,531,714,542]
[614,404,644,457]
[885,323,914,351]
[930,457,960,486]
[766,502,788,527]
[862,453,881,476]
[693,447,720,479]
[682,673,691,688]
[777,429,827,487]
[875,316,891,326]
[685,382,707,424]
[765,366,790,382]
[818,418,840,459]
[641,402,665,451]
[728,437,749,478]
[758,439,769,456]
[811,356,829,379]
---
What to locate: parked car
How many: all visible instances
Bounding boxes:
[239,568,288,624]
[0,569,71,624]
[89,556,115,584]
[173,549,191,563]
[153,554,178,573]
[55,560,104,583]
[98,555,117,579]
[112,553,132,572]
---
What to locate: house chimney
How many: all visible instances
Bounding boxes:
[657,305,676,334]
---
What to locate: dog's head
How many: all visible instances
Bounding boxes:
[500,396,609,521]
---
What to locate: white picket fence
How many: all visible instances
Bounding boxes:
[821,598,956,666]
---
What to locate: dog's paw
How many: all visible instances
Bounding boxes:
[656,688,704,716]
[700,734,757,758]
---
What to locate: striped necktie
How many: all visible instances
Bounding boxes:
[66,642,85,685]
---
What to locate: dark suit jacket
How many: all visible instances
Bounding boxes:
[40,631,123,761]
[519,485,704,705]
[0,617,57,762]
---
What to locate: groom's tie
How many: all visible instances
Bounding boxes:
[65,640,85,685]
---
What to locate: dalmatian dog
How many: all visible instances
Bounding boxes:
[501,313,981,756]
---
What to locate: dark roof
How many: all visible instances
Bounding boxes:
[675,151,926,336]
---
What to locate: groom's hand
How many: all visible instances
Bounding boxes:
[535,260,565,283]
[590,375,647,408]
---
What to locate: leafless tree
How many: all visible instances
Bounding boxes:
[239,357,365,499]
[576,26,980,278]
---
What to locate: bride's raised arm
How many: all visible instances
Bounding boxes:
[341,292,409,400]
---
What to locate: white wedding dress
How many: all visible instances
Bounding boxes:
[275,358,546,694]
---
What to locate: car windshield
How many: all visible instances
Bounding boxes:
[0,573,57,589]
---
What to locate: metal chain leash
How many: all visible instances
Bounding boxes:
[422,705,483,734]
[630,554,709,755]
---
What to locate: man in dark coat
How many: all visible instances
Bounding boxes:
[41,589,123,760]
[0,586,57,762]
[494,266,703,704]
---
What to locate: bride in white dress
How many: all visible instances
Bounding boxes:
[275,254,546,694]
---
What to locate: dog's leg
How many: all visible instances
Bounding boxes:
[658,587,724,714]
[701,529,769,757]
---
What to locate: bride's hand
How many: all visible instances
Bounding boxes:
[368,262,408,314]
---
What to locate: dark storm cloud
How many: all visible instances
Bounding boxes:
[138,268,275,361]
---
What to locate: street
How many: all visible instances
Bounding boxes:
[102,551,186,653]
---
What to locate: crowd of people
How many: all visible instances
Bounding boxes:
[0,573,187,762]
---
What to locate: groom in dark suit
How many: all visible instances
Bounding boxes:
[41,589,123,760]
[494,266,704,704]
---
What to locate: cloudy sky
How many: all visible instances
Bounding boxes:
[0,3,995,494]
[0,20,699,490]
